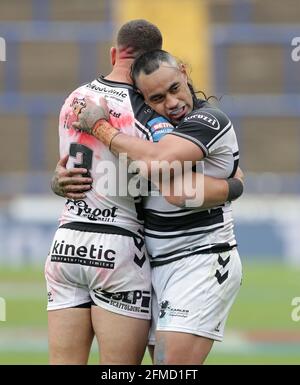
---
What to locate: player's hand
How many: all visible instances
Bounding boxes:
[51,155,93,199]
[72,97,109,134]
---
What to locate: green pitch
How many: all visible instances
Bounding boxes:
[0,262,299,365]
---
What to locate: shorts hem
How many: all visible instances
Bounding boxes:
[47,300,91,311]
[156,326,223,342]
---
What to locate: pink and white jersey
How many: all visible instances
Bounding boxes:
[58,76,164,235]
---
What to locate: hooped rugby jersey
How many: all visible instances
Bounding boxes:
[143,100,240,266]
[59,77,173,235]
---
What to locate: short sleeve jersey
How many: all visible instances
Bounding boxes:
[143,100,240,265]
[58,77,173,236]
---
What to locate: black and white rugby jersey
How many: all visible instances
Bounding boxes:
[59,76,173,236]
[143,100,239,266]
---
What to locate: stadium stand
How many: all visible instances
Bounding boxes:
[0,0,299,265]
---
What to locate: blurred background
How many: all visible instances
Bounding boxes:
[0,0,299,364]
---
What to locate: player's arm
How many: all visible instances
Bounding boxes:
[72,99,244,205]
[72,98,204,167]
[162,167,244,208]
[72,100,244,206]
[51,155,92,199]
[74,119,243,208]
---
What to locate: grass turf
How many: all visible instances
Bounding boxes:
[0,262,299,364]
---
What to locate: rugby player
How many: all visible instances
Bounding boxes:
[71,49,243,364]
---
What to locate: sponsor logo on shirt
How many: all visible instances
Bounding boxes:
[184,111,220,130]
[87,83,127,99]
[147,117,174,142]
[66,199,118,222]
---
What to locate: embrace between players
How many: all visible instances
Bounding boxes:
[48,19,243,365]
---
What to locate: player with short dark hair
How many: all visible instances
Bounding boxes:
[117,19,163,58]
[47,19,164,365]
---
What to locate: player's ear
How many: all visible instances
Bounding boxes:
[110,47,117,66]
[180,63,188,81]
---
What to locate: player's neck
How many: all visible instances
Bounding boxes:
[105,60,133,85]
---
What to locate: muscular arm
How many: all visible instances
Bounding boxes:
[72,102,244,207]
[85,121,244,207]
[72,99,204,166]
[51,155,92,200]
[110,128,203,164]
[162,167,244,208]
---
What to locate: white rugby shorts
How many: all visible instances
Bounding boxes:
[45,226,151,319]
[149,248,242,343]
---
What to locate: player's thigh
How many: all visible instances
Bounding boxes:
[155,331,213,365]
[88,232,151,364]
[91,305,150,365]
[48,307,94,364]
[147,287,158,363]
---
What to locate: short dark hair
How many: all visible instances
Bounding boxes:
[117,19,163,58]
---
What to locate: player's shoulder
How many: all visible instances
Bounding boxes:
[61,83,89,107]
[183,101,231,131]
[66,83,90,100]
